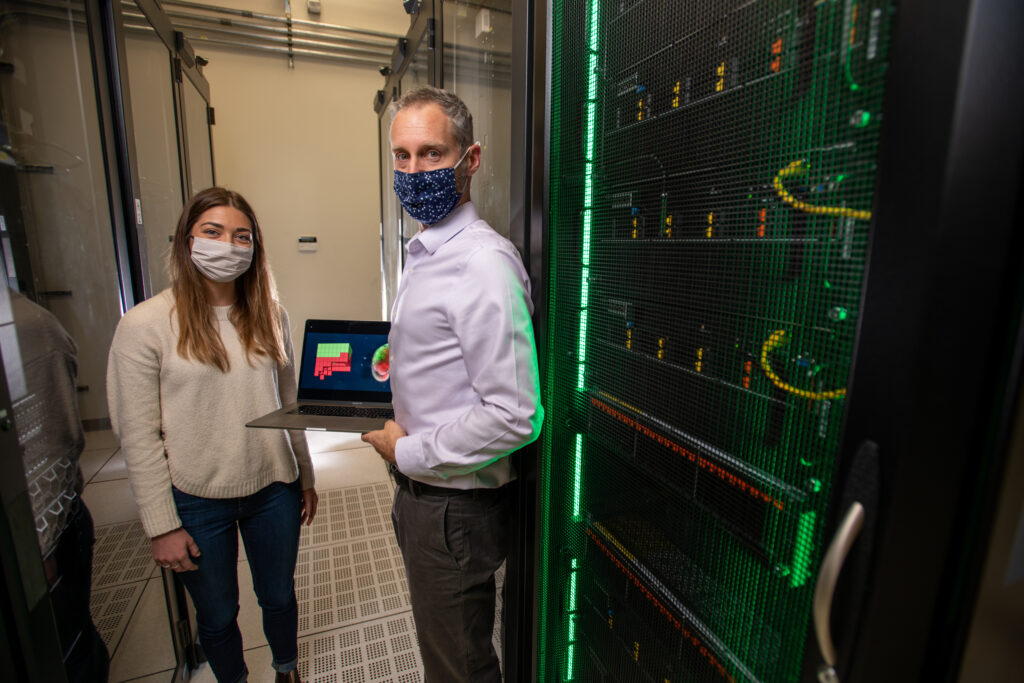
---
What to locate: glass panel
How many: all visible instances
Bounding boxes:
[379,27,431,317]
[378,104,401,317]
[442,0,512,237]
[124,17,184,295]
[397,29,431,257]
[183,77,213,197]
[0,0,127,428]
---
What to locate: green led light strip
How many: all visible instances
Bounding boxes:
[791,511,817,588]
[566,557,579,679]
[564,1,600,678]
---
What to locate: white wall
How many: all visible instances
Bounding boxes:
[193,1,409,334]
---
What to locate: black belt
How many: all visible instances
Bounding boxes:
[389,464,503,498]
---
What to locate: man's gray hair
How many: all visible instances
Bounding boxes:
[390,86,474,154]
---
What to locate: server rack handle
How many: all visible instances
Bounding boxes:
[813,501,865,683]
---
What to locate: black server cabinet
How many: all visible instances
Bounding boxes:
[531,0,1024,682]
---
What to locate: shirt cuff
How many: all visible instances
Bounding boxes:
[394,433,432,481]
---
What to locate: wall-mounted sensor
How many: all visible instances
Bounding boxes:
[307,0,321,15]
[298,235,318,252]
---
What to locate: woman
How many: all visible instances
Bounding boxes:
[107,187,316,683]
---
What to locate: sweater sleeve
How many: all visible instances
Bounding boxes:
[279,306,314,489]
[106,310,182,538]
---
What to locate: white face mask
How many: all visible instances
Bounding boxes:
[190,237,253,283]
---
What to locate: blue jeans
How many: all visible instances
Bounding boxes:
[172,480,302,683]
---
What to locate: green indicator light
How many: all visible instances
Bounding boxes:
[850,109,871,128]
[573,433,583,520]
[791,511,817,588]
[829,306,849,321]
[566,557,579,679]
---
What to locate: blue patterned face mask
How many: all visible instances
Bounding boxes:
[393,146,473,225]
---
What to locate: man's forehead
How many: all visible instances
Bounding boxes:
[390,103,457,147]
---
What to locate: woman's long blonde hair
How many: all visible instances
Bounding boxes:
[169,187,286,371]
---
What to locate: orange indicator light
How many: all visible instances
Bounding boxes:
[757,207,766,237]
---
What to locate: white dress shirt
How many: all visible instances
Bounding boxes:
[390,202,544,489]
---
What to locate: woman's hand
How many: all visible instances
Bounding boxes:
[152,528,200,572]
[301,487,319,526]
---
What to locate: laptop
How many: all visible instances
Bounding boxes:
[246,319,394,432]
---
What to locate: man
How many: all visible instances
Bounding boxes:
[6,289,109,682]
[362,86,543,682]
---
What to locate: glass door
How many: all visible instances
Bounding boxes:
[440,0,512,237]
[0,0,128,431]
[376,15,434,318]
[122,9,186,294]
[181,74,214,198]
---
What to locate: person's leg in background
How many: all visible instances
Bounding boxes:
[51,500,110,683]
[172,487,248,683]
[239,479,303,682]
[392,486,510,683]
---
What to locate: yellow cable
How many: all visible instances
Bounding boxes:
[760,330,847,400]
[772,160,872,221]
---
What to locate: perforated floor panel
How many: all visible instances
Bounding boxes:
[296,533,412,632]
[89,520,154,651]
[298,612,423,683]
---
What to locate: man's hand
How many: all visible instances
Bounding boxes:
[361,419,407,464]
[152,527,200,572]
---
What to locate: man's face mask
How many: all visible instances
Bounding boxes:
[190,236,254,283]
[393,145,474,226]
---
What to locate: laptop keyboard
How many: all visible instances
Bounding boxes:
[293,405,394,419]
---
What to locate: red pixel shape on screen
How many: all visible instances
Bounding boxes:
[314,342,352,379]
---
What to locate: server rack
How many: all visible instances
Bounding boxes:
[530,1,1024,682]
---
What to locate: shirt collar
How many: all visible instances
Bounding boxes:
[409,202,479,256]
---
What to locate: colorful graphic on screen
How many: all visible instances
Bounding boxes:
[372,344,389,382]
[300,332,391,393]
[314,342,352,379]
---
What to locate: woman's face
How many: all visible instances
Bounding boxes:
[189,205,254,249]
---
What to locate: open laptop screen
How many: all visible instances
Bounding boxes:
[296,320,391,402]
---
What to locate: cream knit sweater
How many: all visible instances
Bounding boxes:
[106,289,314,538]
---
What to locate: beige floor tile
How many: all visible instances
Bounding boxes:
[310,446,390,490]
[80,447,118,484]
[84,429,120,451]
[107,576,177,681]
[122,671,175,683]
[92,448,129,482]
[123,671,176,683]
[82,479,141,526]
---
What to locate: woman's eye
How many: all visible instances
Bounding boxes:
[235,234,252,244]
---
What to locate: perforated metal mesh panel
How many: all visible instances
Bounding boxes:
[538,1,894,680]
